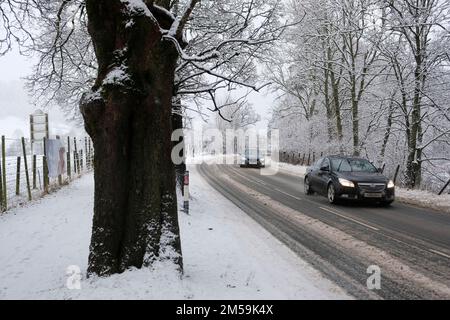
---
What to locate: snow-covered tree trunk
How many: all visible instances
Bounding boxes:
[81,0,182,276]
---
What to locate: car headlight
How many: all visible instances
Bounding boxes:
[387,180,395,189]
[339,178,355,188]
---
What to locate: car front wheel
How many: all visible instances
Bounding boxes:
[327,183,338,204]
[304,177,313,195]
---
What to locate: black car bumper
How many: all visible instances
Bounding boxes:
[241,159,265,168]
[335,185,395,202]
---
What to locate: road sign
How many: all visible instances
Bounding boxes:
[30,110,49,155]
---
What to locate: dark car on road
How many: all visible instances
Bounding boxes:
[240,148,266,168]
[304,156,395,206]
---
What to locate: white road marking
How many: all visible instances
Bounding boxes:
[274,188,303,201]
[319,206,380,231]
[228,167,268,186]
[429,249,450,259]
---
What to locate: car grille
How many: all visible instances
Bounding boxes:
[358,183,386,193]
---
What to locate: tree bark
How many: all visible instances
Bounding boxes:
[81,0,182,276]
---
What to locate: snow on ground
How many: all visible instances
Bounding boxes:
[275,161,307,177]
[0,166,349,300]
[396,189,450,214]
[277,162,450,214]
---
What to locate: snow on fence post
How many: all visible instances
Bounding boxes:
[183,171,190,214]
[438,178,450,196]
[1,135,6,208]
[22,137,32,201]
[16,156,21,196]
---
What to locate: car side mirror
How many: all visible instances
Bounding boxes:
[377,168,383,173]
[320,166,330,172]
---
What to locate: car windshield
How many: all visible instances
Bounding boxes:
[245,149,262,157]
[331,158,378,173]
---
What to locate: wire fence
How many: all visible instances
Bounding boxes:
[0,135,94,212]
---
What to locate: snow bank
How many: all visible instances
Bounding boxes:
[0,168,349,300]
[396,188,450,214]
[275,162,308,177]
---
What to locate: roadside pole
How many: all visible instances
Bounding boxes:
[184,171,190,214]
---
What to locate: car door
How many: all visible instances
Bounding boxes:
[308,158,323,192]
[317,158,331,195]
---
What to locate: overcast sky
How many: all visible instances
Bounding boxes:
[0,48,277,138]
[0,49,87,138]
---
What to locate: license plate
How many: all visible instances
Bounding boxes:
[364,193,383,198]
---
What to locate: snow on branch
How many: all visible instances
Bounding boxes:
[169,0,201,39]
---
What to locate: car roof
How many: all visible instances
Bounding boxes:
[327,155,370,161]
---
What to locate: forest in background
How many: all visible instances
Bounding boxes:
[268,0,450,191]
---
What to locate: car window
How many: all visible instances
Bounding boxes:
[332,158,377,173]
[321,158,330,170]
[348,159,378,173]
[313,158,323,170]
[331,158,351,171]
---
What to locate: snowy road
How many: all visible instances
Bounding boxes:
[199,163,450,299]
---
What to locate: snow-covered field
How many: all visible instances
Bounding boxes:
[0,166,349,300]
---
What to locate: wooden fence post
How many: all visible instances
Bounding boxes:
[43,138,49,193]
[32,155,37,189]
[0,156,3,211]
[438,178,450,196]
[16,156,21,196]
[73,137,78,174]
[67,136,71,179]
[21,137,32,201]
[80,149,84,171]
[1,136,6,209]
[88,138,92,169]
[84,137,88,169]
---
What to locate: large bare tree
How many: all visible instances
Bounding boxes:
[19,0,286,276]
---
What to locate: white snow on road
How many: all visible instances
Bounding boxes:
[0,166,349,300]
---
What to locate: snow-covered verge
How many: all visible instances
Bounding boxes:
[277,162,450,214]
[275,161,308,177]
[396,189,450,214]
[0,167,349,300]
